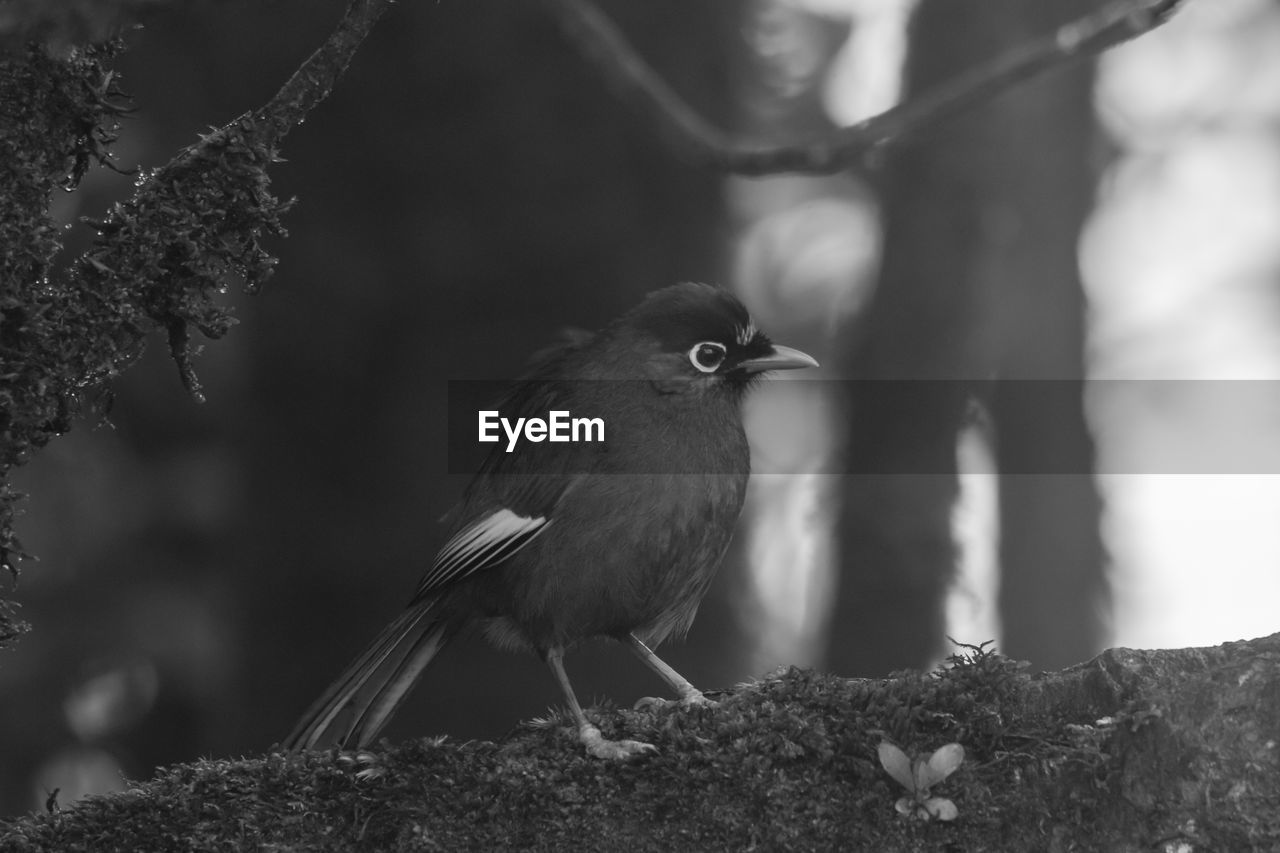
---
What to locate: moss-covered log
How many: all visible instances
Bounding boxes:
[3,634,1277,851]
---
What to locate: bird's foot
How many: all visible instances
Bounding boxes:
[579,724,656,760]
[633,691,713,712]
[334,749,387,781]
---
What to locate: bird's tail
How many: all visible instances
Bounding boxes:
[283,599,456,751]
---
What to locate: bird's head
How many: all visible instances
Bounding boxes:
[591,282,818,393]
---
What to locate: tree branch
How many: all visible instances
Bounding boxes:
[252,0,395,146]
[544,0,1189,176]
[76,0,396,401]
[6,634,1279,849]
[0,0,395,583]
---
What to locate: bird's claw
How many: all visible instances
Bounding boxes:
[580,725,657,760]
[334,749,387,780]
[633,691,713,712]
[587,738,657,760]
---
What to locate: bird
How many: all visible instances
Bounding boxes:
[283,282,818,760]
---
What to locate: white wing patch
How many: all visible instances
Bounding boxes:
[417,508,550,596]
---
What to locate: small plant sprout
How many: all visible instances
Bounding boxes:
[877,741,965,821]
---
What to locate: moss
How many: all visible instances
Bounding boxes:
[0,40,130,581]
[0,40,290,581]
[73,114,292,400]
[10,635,1280,850]
[0,2,389,615]
[0,653,1155,852]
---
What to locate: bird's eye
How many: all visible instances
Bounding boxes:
[688,341,727,373]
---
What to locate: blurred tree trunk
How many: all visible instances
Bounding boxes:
[828,0,1105,674]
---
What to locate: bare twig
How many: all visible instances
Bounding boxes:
[252,0,395,145]
[544,0,1188,176]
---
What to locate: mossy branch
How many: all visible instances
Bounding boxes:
[73,0,394,404]
[0,0,394,614]
[3,634,1278,850]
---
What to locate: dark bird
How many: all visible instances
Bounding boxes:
[284,282,817,759]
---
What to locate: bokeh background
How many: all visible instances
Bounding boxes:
[4,0,1280,816]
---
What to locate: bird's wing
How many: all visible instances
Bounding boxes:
[415,506,552,598]
[416,347,597,600]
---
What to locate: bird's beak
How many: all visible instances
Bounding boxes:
[737,344,819,374]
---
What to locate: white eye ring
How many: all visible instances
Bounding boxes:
[688,341,727,373]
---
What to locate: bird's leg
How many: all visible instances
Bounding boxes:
[627,633,712,709]
[545,646,657,760]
